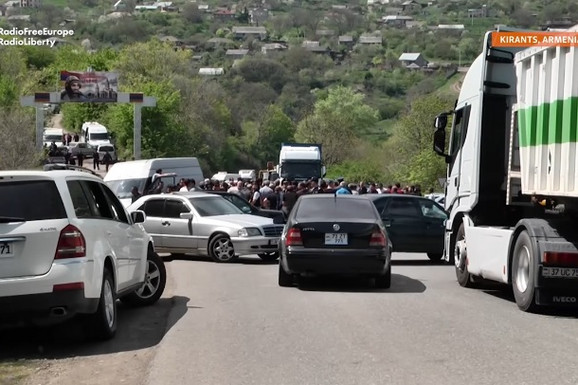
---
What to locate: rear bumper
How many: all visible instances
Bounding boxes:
[535,266,578,306]
[0,291,99,326]
[282,248,389,276]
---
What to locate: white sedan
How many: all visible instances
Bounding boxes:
[127,192,284,262]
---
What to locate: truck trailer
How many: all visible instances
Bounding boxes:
[433,25,578,312]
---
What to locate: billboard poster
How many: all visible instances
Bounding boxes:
[60,71,119,102]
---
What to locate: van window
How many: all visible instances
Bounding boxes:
[89,133,109,140]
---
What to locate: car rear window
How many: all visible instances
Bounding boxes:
[100,146,114,152]
[295,197,377,220]
[0,180,67,220]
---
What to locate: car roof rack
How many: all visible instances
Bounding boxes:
[43,163,103,178]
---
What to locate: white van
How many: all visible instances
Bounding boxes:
[104,157,205,207]
[211,171,241,182]
[82,122,110,147]
[43,128,64,147]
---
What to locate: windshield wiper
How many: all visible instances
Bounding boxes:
[0,216,26,223]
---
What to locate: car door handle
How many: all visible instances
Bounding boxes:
[162,221,171,226]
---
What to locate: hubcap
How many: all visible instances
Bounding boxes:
[214,238,235,261]
[516,245,531,293]
[455,238,467,271]
[136,260,161,299]
[103,279,115,328]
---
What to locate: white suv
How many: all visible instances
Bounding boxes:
[0,168,166,340]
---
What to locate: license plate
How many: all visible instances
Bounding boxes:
[325,233,348,245]
[542,267,578,278]
[0,242,14,257]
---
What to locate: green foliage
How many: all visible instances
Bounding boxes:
[326,159,383,183]
[295,85,379,165]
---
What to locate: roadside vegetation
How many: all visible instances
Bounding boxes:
[0,361,34,385]
[0,0,575,189]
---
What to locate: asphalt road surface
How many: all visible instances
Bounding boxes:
[6,253,578,385]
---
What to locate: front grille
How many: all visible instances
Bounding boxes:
[262,225,283,237]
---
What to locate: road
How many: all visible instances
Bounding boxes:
[6,253,578,385]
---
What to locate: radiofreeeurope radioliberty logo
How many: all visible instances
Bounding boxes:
[492,31,578,48]
[0,27,74,48]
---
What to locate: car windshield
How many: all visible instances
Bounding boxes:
[106,178,147,199]
[295,197,377,221]
[90,133,109,140]
[189,196,243,216]
[0,181,67,221]
[44,134,62,141]
[281,161,320,180]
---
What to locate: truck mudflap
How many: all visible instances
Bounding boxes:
[535,265,578,306]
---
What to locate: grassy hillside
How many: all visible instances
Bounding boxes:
[435,72,465,101]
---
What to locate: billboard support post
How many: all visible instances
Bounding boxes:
[20,92,156,159]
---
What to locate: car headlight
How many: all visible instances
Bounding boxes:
[238,227,262,237]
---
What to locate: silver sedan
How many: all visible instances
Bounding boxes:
[127,192,283,262]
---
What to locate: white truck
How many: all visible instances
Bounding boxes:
[433,25,578,312]
[277,143,325,182]
[82,122,111,148]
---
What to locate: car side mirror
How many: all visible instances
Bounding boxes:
[180,212,194,220]
[131,210,146,224]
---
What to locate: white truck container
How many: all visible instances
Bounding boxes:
[277,143,325,182]
[433,25,578,312]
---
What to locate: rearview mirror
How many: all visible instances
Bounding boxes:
[131,210,146,224]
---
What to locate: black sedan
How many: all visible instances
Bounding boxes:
[278,195,392,288]
[205,190,285,224]
[364,194,447,261]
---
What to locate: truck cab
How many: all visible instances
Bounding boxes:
[278,143,326,182]
[433,25,578,312]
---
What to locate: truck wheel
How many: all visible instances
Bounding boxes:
[209,234,237,263]
[121,250,166,307]
[454,224,475,288]
[512,231,537,312]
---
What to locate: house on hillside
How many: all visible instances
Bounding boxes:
[359,34,383,45]
[199,68,224,76]
[382,15,413,27]
[399,52,428,68]
[261,42,287,54]
[232,26,267,40]
[401,0,424,13]
[19,0,40,7]
[249,8,269,25]
[226,49,249,59]
[468,5,488,18]
[213,9,236,21]
[338,35,354,48]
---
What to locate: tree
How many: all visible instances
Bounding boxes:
[0,108,43,170]
[295,86,379,165]
[182,3,204,23]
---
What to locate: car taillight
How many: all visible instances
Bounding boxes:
[286,227,303,246]
[370,229,386,247]
[55,225,86,259]
[543,252,578,267]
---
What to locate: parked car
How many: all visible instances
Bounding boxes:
[278,195,392,288]
[67,141,95,159]
[127,192,284,262]
[364,194,447,261]
[46,145,69,164]
[96,143,117,162]
[0,169,166,340]
[206,190,285,224]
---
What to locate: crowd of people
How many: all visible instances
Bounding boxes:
[136,173,431,218]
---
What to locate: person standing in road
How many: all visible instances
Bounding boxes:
[77,152,84,167]
[102,151,112,172]
[93,148,100,170]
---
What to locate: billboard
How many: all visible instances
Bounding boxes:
[60,71,119,102]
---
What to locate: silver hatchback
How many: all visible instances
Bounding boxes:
[127,192,283,262]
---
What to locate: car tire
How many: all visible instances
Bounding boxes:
[258,252,279,261]
[512,231,537,312]
[120,250,166,307]
[83,268,117,341]
[208,234,237,263]
[427,253,443,262]
[278,263,293,287]
[375,266,391,289]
